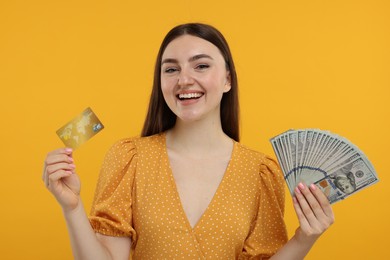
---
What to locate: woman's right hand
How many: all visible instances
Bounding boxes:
[42,148,81,212]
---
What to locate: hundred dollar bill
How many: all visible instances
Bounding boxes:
[270,129,379,203]
[314,157,378,204]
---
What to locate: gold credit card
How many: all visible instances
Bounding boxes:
[56,107,104,149]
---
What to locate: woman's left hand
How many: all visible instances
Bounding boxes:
[293,182,335,244]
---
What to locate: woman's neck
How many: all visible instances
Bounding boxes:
[166,118,232,157]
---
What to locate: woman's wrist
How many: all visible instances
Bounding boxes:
[291,229,318,251]
[62,198,83,218]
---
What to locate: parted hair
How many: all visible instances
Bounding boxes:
[141,23,240,141]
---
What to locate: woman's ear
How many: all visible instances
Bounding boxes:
[223,72,231,93]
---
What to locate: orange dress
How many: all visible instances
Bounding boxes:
[89,133,288,259]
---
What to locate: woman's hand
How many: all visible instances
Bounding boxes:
[42,148,81,212]
[292,182,334,245]
[271,183,334,259]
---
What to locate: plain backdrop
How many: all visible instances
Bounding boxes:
[1,0,389,259]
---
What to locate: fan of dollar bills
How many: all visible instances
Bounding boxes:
[270,129,379,204]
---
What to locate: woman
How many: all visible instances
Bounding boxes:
[43,23,334,259]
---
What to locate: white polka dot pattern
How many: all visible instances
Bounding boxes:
[89,133,288,259]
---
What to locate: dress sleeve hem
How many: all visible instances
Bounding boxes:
[89,217,136,240]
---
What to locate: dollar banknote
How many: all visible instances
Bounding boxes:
[270,129,379,204]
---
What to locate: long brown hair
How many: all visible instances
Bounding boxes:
[141,23,240,141]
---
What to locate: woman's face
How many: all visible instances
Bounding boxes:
[160,35,231,123]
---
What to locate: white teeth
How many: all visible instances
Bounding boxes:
[178,93,203,99]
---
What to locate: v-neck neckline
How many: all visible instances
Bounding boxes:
[161,132,236,231]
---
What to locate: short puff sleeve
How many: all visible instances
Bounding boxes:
[89,138,137,240]
[239,155,288,259]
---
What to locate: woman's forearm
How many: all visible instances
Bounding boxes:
[270,235,317,260]
[63,201,112,260]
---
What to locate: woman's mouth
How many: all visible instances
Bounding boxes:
[177,92,204,100]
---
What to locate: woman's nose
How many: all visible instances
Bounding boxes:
[177,69,195,86]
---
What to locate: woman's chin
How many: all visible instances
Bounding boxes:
[175,112,204,123]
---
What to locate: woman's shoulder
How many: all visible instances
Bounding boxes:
[234,142,285,192]
[109,133,165,154]
[234,142,273,162]
[234,142,281,175]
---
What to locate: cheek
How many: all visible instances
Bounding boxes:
[160,87,170,103]
[161,76,177,90]
[200,74,224,90]
[160,79,176,103]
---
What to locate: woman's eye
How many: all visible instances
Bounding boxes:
[164,67,178,73]
[196,64,210,70]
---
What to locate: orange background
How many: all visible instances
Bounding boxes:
[1,0,389,259]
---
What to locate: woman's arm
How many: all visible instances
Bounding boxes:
[64,201,131,260]
[43,148,131,260]
[271,183,334,260]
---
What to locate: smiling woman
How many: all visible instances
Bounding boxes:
[142,23,240,142]
[160,35,231,124]
[42,23,334,259]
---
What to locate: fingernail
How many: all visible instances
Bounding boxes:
[310,184,317,190]
[295,186,301,194]
[69,164,76,169]
[68,156,74,162]
[298,183,305,190]
[65,148,73,153]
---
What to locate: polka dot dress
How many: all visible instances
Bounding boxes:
[89,133,288,259]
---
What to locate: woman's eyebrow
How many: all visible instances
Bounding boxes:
[161,54,213,65]
[161,58,178,65]
[189,54,213,62]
